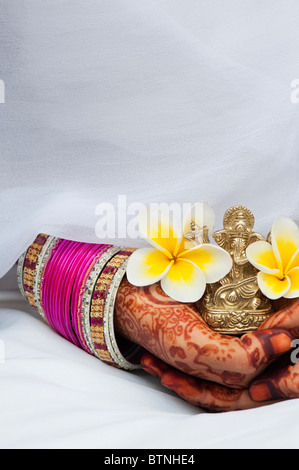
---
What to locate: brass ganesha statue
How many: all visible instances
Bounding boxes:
[194,205,273,335]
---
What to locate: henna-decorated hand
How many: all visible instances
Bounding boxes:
[140,299,299,412]
[115,280,293,389]
[140,351,274,412]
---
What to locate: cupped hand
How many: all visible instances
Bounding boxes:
[141,298,299,412]
[115,279,292,389]
[140,351,275,412]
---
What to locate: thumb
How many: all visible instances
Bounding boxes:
[249,356,299,402]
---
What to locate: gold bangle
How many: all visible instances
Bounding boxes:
[33,236,59,322]
[102,256,142,370]
[23,234,49,310]
[17,250,27,298]
[80,246,122,357]
[89,248,141,370]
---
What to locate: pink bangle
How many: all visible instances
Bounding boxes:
[40,238,57,328]
[64,241,101,348]
[42,240,110,348]
[42,238,67,334]
[65,242,93,347]
[58,241,87,345]
[71,243,112,352]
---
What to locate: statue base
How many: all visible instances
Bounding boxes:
[199,304,274,336]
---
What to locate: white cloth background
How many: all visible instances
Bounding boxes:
[1,0,299,448]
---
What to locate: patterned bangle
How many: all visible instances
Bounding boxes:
[33,236,59,322]
[90,249,133,364]
[17,250,27,298]
[23,234,49,310]
[74,244,112,353]
[89,248,141,370]
[103,256,141,370]
[80,245,122,358]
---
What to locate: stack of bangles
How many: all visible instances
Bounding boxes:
[17,234,142,371]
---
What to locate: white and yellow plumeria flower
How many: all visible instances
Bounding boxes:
[126,203,233,303]
[246,216,299,300]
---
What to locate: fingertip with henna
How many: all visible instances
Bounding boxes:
[160,369,185,391]
[254,328,293,357]
[140,352,169,379]
[270,330,293,356]
[249,381,274,402]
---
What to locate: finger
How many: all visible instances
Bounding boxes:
[259,298,299,334]
[240,328,293,369]
[189,327,293,387]
[271,297,298,312]
[250,360,299,402]
[140,351,170,378]
[141,352,275,412]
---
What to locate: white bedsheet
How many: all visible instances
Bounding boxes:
[1,0,299,448]
[1,303,299,449]
[1,268,299,449]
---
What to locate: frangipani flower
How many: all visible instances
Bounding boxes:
[126,203,233,303]
[246,216,299,300]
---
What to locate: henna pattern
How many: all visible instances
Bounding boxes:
[141,352,266,412]
[115,279,292,388]
[250,359,299,402]
[260,299,299,335]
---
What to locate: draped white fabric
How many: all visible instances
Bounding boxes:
[1,288,299,449]
[1,0,299,277]
[1,0,299,448]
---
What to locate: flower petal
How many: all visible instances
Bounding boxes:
[126,247,173,286]
[271,216,299,272]
[178,244,232,283]
[284,267,299,299]
[160,259,206,303]
[178,202,215,253]
[246,241,281,275]
[286,248,299,273]
[257,271,291,300]
[138,207,181,257]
